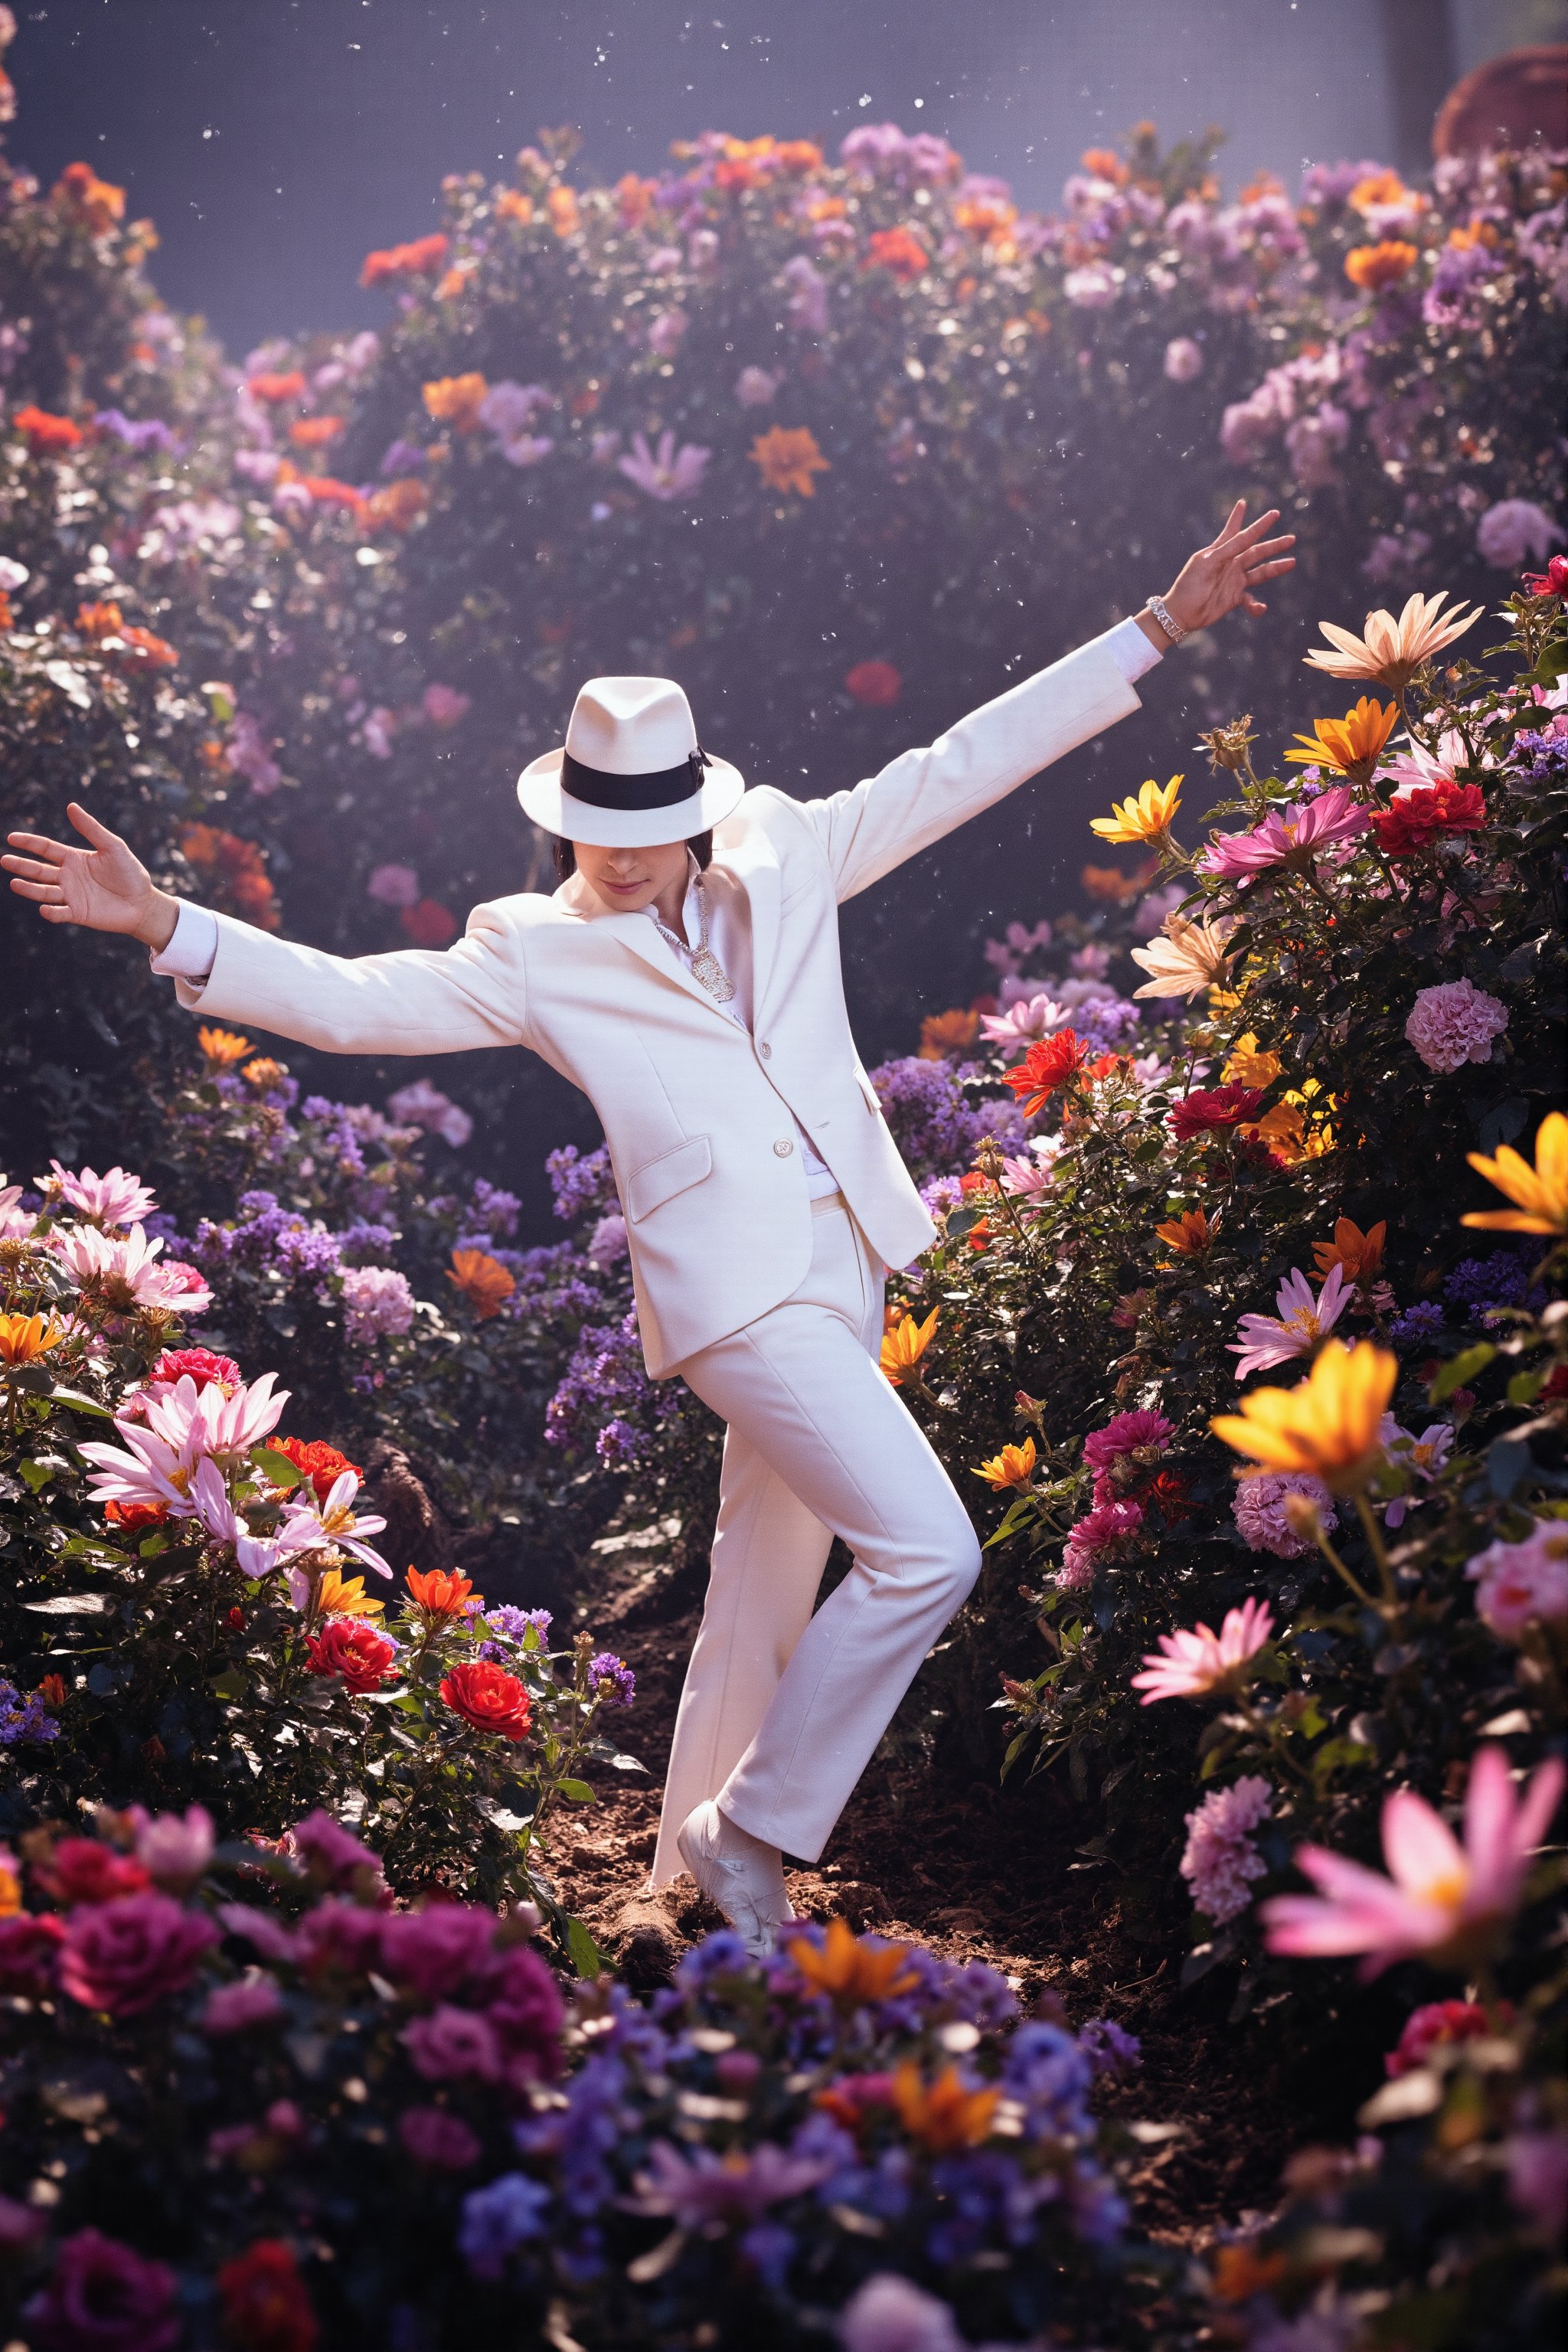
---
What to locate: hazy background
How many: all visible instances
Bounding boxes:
[9,0,1566,365]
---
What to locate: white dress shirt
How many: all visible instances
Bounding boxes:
[150,616,1164,1202]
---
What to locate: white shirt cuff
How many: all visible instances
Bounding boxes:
[1102,613,1165,684]
[149,900,219,980]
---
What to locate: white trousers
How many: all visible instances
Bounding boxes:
[650,1195,982,1886]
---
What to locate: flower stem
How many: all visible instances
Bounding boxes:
[1310,1521,1380,1613]
[1353,1490,1398,1607]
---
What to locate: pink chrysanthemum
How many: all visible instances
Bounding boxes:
[1083,1410,1174,1475]
[1403,978,1509,1074]
[1132,1597,1274,1704]
[1232,1472,1338,1558]
[1181,1776,1272,1922]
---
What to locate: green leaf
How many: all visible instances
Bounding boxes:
[945,1207,983,1240]
[557,1778,594,1803]
[18,1459,53,1492]
[1507,1367,1547,1406]
[251,1446,304,1490]
[48,1387,113,1419]
[1428,1343,1494,1404]
[566,1917,605,1981]
[210,1667,249,1702]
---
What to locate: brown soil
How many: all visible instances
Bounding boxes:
[548,1574,1318,2251]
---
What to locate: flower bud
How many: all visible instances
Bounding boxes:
[1282,1491,1323,1540]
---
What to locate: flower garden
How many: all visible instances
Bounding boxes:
[0,9,1564,2341]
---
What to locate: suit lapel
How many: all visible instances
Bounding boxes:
[721,821,782,1023]
[589,906,738,1022]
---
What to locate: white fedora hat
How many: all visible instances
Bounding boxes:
[517,675,746,847]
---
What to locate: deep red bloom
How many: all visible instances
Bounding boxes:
[1167,1084,1266,1142]
[305,1619,398,1695]
[149,1346,242,1395]
[0,1913,66,1993]
[1522,554,1568,597]
[217,2239,319,2352]
[1001,1031,1091,1116]
[270,1436,364,1502]
[439,1661,532,1742]
[1385,1998,1493,2078]
[105,1498,169,1532]
[400,897,459,947]
[15,404,83,452]
[34,1838,150,1908]
[844,659,902,707]
[1370,779,1486,857]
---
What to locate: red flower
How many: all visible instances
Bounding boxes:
[845,659,902,707]
[439,1661,532,1742]
[217,2239,319,2352]
[149,1346,241,1395]
[14,404,83,452]
[58,1890,218,2017]
[245,370,308,404]
[1522,554,1568,597]
[1168,1084,1266,1142]
[1001,1031,1090,1116]
[361,232,449,287]
[406,1566,479,1621]
[863,227,929,283]
[1370,779,1486,857]
[0,1913,65,1993]
[34,1838,150,1908]
[105,1498,169,1532]
[270,1436,364,1502]
[400,897,459,947]
[305,1619,398,1695]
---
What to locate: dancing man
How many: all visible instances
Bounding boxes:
[5,501,1293,1953]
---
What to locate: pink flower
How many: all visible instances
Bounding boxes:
[1467,1521,1568,1642]
[49,1222,180,1313]
[1233,1472,1338,1557]
[1230,1263,1352,1380]
[1132,1597,1274,1704]
[1263,1746,1566,1978]
[276,1468,391,1584]
[978,992,1072,1052]
[380,1903,496,2001]
[340,1263,416,1344]
[403,2002,504,2082]
[1506,2129,1568,2236]
[1083,1410,1174,1475]
[1384,1998,1489,2077]
[1070,943,1112,978]
[201,1972,285,2035]
[386,1077,473,1148]
[40,1161,157,1230]
[1475,497,1559,570]
[781,253,829,332]
[1060,1496,1144,1586]
[58,1890,219,2017]
[1380,1418,1453,1527]
[24,2228,181,2352]
[186,1458,292,1578]
[1200,786,1370,880]
[734,365,781,406]
[483,1942,564,2079]
[421,682,471,727]
[616,428,710,502]
[367,862,420,907]
[1163,335,1204,381]
[631,2137,832,2228]
[838,2272,964,2352]
[646,306,688,357]
[289,1810,384,1891]
[399,2106,482,2170]
[0,1913,65,1992]
[1180,1776,1272,1922]
[292,1897,387,1981]
[1404,978,1509,1073]
[129,1804,214,1893]
[998,1144,1060,1199]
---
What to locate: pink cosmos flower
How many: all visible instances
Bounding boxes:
[1263,1746,1566,1977]
[1200,786,1370,880]
[276,1468,391,1583]
[1404,978,1508,1073]
[50,1222,182,1313]
[978,992,1073,1051]
[1132,1596,1274,1704]
[1380,1417,1454,1527]
[1467,1520,1568,1642]
[617,428,711,502]
[1083,1410,1174,1475]
[140,1370,288,1469]
[1181,1775,1272,1922]
[58,1890,219,2017]
[39,1161,157,1230]
[0,1177,33,1242]
[1230,1263,1352,1380]
[998,1142,1061,1199]
[631,2138,832,2228]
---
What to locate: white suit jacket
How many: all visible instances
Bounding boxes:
[172,635,1144,1374]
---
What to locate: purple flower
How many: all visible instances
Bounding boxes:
[379,436,428,476]
[24,2228,181,2352]
[470,1178,521,1237]
[1181,1775,1272,1922]
[587,1651,635,1707]
[1233,1472,1337,1558]
[617,429,710,502]
[380,1904,495,2001]
[340,1263,416,1344]
[93,408,176,453]
[386,1078,472,1148]
[1475,498,1560,570]
[400,2105,482,2171]
[367,861,420,907]
[781,253,830,333]
[632,2138,831,2228]
[485,1604,552,1646]
[1078,2017,1142,2077]
[201,1971,284,2034]
[403,2002,505,2082]
[1389,1298,1446,1348]
[1404,978,1508,1073]
[546,1142,617,1223]
[224,709,282,795]
[0,1679,59,1746]
[459,2171,551,2276]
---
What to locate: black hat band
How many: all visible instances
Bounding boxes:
[560,743,710,812]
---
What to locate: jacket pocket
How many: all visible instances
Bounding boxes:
[626,1135,713,1224]
[854,1067,883,1116]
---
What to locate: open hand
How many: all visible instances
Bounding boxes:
[3,802,178,948]
[1162,500,1297,633]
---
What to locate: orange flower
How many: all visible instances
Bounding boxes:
[75,600,124,642]
[776,141,825,175]
[0,1313,66,1366]
[1211,2243,1288,2303]
[360,232,449,287]
[864,227,929,283]
[13,405,82,453]
[242,1058,286,1092]
[917,1008,979,1060]
[289,416,345,449]
[405,1566,480,1622]
[364,478,428,534]
[954,193,1018,244]
[890,2061,1001,2152]
[1312,1217,1386,1285]
[1080,147,1130,185]
[1344,240,1418,292]
[1348,169,1416,215]
[880,1306,937,1387]
[197,1026,253,1067]
[1002,1031,1090,1116]
[246,370,309,404]
[115,626,178,669]
[547,186,580,237]
[1080,858,1159,904]
[782,1917,919,2004]
[35,1675,67,1711]
[972,1436,1037,1491]
[53,161,125,234]
[750,425,831,498]
[1156,1207,1214,1259]
[448,1249,515,1321]
[422,373,489,433]
[610,175,652,227]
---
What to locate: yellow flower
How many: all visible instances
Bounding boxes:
[880,1306,937,1387]
[0,1312,67,1366]
[782,1916,919,2004]
[1210,1339,1398,1494]
[1283,696,1398,787]
[1155,1207,1214,1259]
[1090,774,1182,844]
[750,424,831,498]
[198,1025,252,1067]
[972,1436,1036,1491]
[312,1569,386,1620]
[1464,1111,1568,1236]
[1304,592,1483,693]
[1129,911,1236,1003]
[890,2062,1001,2153]
[1222,1033,1283,1089]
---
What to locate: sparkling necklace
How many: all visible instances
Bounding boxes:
[650,875,735,1004]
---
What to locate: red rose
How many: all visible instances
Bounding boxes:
[844,659,902,707]
[1167,1084,1266,1142]
[1001,1031,1090,1116]
[34,1838,150,1908]
[439,1661,532,1742]
[1522,554,1568,597]
[305,1619,398,1694]
[0,1913,65,1993]
[217,2239,319,2352]
[400,898,458,947]
[58,1890,219,2018]
[1370,779,1486,858]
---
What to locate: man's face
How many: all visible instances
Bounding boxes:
[571,838,691,916]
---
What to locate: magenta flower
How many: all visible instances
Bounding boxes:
[379,1903,496,2002]
[1230,1262,1351,1380]
[58,1890,219,2018]
[367,861,420,907]
[1083,1409,1174,1475]
[1263,1746,1566,1978]
[616,428,710,502]
[289,1809,384,1890]
[1467,1520,1568,1643]
[1404,978,1509,1074]
[201,1972,284,2035]
[40,1160,157,1230]
[1200,785,1370,880]
[403,2002,505,2082]
[421,682,471,727]
[400,2105,482,2171]
[1233,1472,1338,1558]
[24,2228,181,2352]
[1132,1596,1274,1704]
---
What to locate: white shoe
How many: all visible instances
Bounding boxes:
[676,1800,794,1961]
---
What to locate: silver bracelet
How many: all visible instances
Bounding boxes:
[1145,593,1186,644]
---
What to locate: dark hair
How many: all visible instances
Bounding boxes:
[552,832,713,883]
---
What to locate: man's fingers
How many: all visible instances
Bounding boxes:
[1244,557,1296,583]
[5,831,73,862]
[1229,507,1282,547]
[8,876,67,903]
[65,801,117,848]
[2,854,64,884]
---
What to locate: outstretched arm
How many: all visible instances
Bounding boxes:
[802,501,1295,902]
[5,804,528,1057]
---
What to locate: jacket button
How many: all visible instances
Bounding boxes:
[773,1138,794,1158]
[758,1041,772,1059]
